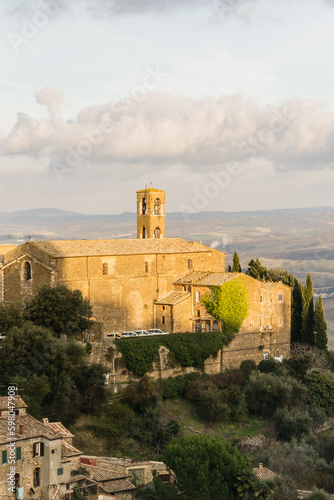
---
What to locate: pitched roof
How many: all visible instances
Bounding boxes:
[253,466,277,481]
[0,396,27,410]
[0,414,61,443]
[27,239,215,258]
[174,271,241,286]
[99,478,136,494]
[44,421,74,439]
[82,464,128,481]
[61,440,82,458]
[156,291,191,305]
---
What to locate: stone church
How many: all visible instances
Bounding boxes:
[0,188,291,366]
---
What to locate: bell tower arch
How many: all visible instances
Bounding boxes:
[137,188,165,239]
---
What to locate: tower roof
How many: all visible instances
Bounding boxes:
[136,188,165,193]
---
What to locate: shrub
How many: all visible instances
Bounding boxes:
[160,372,201,399]
[258,358,283,375]
[305,370,334,416]
[245,372,308,417]
[240,359,258,379]
[124,375,161,412]
[308,487,331,500]
[273,408,312,441]
[210,369,245,389]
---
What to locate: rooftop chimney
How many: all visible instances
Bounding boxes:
[259,463,263,470]
[19,425,24,435]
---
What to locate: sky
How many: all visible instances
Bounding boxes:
[1,0,334,214]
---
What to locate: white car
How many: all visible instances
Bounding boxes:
[149,329,169,335]
[136,330,149,336]
[122,331,137,337]
[106,333,122,340]
[0,333,7,341]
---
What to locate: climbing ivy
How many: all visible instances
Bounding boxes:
[116,332,226,378]
[201,279,249,339]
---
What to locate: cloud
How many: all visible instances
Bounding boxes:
[2,86,334,178]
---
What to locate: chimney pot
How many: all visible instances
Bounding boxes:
[19,425,24,435]
[259,463,263,469]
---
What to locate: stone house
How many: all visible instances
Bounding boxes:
[0,396,96,500]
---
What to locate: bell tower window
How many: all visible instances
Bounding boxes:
[154,198,161,215]
[142,198,147,215]
[154,227,161,239]
[142,226,147,239]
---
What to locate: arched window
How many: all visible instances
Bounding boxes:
[24,262,31,281]
[33,467,41,487]
[142,226,147,239]
[154,227,161,239]
[154,198,161,215]
[142,198,147,215]
[15,473,20,487]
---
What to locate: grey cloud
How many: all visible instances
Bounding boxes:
[2,88,334,177]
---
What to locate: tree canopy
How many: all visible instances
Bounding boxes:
[25,284,92,337]
[163,435,252,500]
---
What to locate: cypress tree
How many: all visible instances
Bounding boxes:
[314,295,328,350]
[302,274,314,345]
[227,264,232,272]
[232,251,242,272]
[291,279,303,344]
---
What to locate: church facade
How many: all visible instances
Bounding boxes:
[0,188,291,366]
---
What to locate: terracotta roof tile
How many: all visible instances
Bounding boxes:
[174,272,240,286]
[82,464,128,481]
[99,479,136,494]
[44,422,74,438]
[28,239,214,258]
[253,467,277,481]
[61,440,82,458]
[0,396,27,410]
[0,414,61,443]
[173,271,209,284]
[156,291,191,305]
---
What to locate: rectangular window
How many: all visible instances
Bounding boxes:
[145,262,149,273]
[195,291,201,303]
[196,310,200,317]
[57,468,63,476]
[260,317,262,327]
[263,352,269,360]
[2,450,7,464]
[188,259,193,269]
[260,294,263,303]
[102,263,108,276]
[213,320,218,332]
[162,316,165,325]
[279,317,282,326]
[195,320,201,332]
[16,447,21,461]
[278,293,283,302]
[33,442,44,457]
[250,322,253,328]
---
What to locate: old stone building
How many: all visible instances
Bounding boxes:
[0,187,291,366]
[0,396,96,500]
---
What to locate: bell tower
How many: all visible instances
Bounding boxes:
[137,188,165,239]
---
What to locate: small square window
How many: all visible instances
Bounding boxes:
[263,352,269,360]
[57,468,63,476]
[278,293,283,302]
[102,263,108,276]
[51,449,57,454]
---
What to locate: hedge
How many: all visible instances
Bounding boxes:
[116,332,226,378]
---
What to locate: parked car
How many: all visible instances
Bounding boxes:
[106,333,122,340]
[149,329,169,335]
[0,333,6,341]
[136,330,149,336]
[122,331,137,337]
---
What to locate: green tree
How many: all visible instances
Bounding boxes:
[163,435,252,500]
[246,258,268,280]
[291,279,304,344]
[0,304,23,333]
[302,274,314,345]
[314,296,328,350]
[305,370,334,416]
[25,285,92,337]
[202,279,249,338]
[232,251,242,272]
